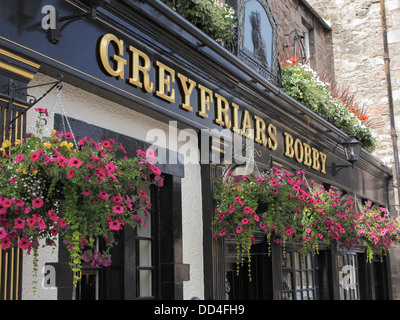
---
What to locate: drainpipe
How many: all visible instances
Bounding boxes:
[380,0,400,210]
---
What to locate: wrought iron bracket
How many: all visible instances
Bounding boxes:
[48,9,97,44]
[5,75,64,131]
[332,162,353,177]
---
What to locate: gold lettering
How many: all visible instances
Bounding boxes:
[294,138,304,163]
[198,84,213,119]
[156,61,175,103]
[267,124,277,151]
[177,73,196,112]
[303,142,312,167]
[99,34,127,79]
[284,132,294,158]
[129,46,154,92]
[319,152,327,174]
[231,102,240,133]
[241,110,254,140]
[312,147,321,171]
[254,115,267,146]
[215,93,232,129]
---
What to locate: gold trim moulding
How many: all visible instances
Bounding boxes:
[0,48,41,69]
[0,61,35,80]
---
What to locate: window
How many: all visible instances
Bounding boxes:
[337,251,360,300]
[282,250,318,300]
[74,187,158,300]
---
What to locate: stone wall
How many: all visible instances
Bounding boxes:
[269,0,335,76]
[307,0,400,176]
[307,0,400,300]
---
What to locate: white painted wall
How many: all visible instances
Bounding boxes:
[22,73,204,300]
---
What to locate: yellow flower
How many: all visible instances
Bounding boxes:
[68,142,73,149]
[1,140,11,149]
[44,142,52,149]
[32,170,38,175]
[51,129,57,136]
[60,141,68,148]
[22,168,28,174]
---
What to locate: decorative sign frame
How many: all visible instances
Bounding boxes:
[230,0,280,84]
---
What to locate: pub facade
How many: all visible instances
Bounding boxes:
[0,0,395,300]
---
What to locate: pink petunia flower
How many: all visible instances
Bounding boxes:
[68,157,83,168]
[98,191,109,199]
[109,219,122,231]
[15,154,25,163]
[82,189,92,196]
[58,218,67,228]
[1,238,11,250]
[67,168,75,179]
[32,198,44,208]
[1,197,11,208]
[18,238,31,250]
[48,210,58,222]
[56,156,68,167]
[0,228,7,240]
[112,195,124,204]
[112,205,124,214]
[29,151,41,162]
[64,132,74,139]
[78,136,87,146]
[27,218,37,228]
[35,108,48,116]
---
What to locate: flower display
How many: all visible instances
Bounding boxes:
[213,167,400,275]
[0,109,164,287]
[280,58,378,152]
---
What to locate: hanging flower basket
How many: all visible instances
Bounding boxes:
[0,109,164,287]
[213,167,400,276]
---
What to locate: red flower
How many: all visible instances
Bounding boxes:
[56,156,68,167]
[18,238,31,250]
[14,217,26,229]
[68,157,83,168]
[1,238,11,250]
[67,168,75,179]
[112,205,124,214]
[109,219,122,231]
[64,132,74,139]
[1,198,12,208]
[112,195,123,204]
[15,154,25,163]
[32,198,44,208]
[101,140,111,149]
[78,136,87,146]
[58,218,67,228]
[139,190,148,199]
[82,189,92,196]
[35,108,48,116]
[29,151,41,162]
[98,191,109,200]
[0,228,7,240]
[145,148,156,163]
[48,210,58,222]
[27,218,37,227]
